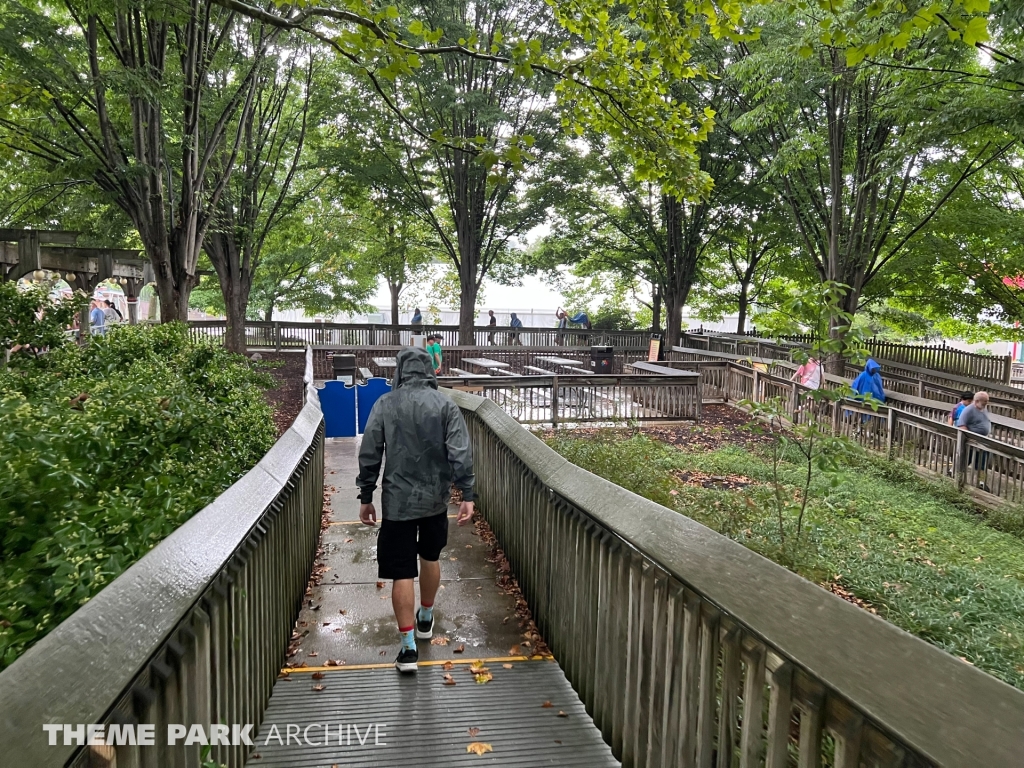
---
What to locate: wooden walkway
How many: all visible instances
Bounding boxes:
[248,438,618,766]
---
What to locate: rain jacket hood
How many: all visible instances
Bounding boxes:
[395,346,438,390]
[851,358,885,402]
[356,346,475,521]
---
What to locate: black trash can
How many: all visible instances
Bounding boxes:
[332,353,356,384]
[590,345,614,375]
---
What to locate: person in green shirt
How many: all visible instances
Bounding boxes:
[426,334,443,374]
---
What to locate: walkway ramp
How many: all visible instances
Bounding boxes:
[250,438,618,766]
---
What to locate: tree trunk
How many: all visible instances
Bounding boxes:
[664,289,686,349]
[388,281,402,344]
[651,286,662,334]
[736,279,750,335]
[458,277,479,346]
[205,232,251,354]
[662,194,701,348]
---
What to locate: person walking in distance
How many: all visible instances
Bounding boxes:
[948,391,974,426]
[89,298,106,336]
[555,308,568,346]
[958,391,992,492]
[426,333,443,374]
[356,347,476,672]
[487,310,497,345]
[509,312,524,345]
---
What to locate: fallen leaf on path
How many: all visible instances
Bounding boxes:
[344,538,354,543]
[339,609,347,614]
[307,652,318,657]
[557,711,568,717]
[474,671,493,684]
[443,661,454,671]
[326,659,346,667]
[541,701,554,708]
[508,645,520,655]
[430,636,449,646]
[443,673,456,686]
[449,556,458,561]
[375,581,384,589]
[469,660,487,672]
[453,644,465,653]
[312,684,325,691]
[502,663,513,669]
[468,727,480,737]
[312,672,325,680]
[466,742,492,756]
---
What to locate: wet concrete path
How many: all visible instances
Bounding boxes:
[249,437,618,766]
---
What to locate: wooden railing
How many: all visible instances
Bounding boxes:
[681,334,1024,419]
[187,319,650,350]
[0,349,325,768]
[439,373,700,425]
[657,348,1024,505]
[312,346,649,379]
[689,330,1013,384]
[453,390,1024,768]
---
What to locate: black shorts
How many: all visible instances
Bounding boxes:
[377,513,449,580]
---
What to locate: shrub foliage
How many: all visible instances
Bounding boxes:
[0,323,276,669]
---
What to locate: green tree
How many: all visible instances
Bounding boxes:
[729,2,1015,368]
[0,0,287,322]
[203,39,319,352]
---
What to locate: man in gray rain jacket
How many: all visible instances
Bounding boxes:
[356,346,476,672]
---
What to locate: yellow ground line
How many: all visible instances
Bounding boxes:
[329,514,457,526]
[281,655,554,675]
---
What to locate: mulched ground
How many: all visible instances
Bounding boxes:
[538,403,778,453]
[258,352,306,436]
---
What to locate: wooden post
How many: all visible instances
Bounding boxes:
[953,429,965,490]
[274,322,282,351]
[551,375,559,427]
[886,408,896,460]
[1003,355,1013,384]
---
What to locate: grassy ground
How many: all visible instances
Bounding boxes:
[546,423,1024,690]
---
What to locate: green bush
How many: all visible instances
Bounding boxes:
[0,323,276,669]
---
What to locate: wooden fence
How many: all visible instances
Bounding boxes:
[439,373,700,425]
[682,333,1024,418]
[187,320,650,350]
[651,350,1024,506]
[704,331,1014,383]
[455,388,1024,768]
[313,346,649,379]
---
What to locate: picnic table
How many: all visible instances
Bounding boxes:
[536,356,583,371]
[462,357,512,374]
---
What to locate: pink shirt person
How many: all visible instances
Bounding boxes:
[793,357,821,390]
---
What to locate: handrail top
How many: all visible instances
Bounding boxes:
[672,345,1024,404]
[438,372,699,384]
[626,361,701,377]
[450,390,1024,766]
[0,351,324,764]
[681,335,1020,398]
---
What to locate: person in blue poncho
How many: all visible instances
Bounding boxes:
[848,358,885,432]
[850,358,885,403]
[569,310,592,330]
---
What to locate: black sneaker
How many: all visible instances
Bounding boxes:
[395,647,418,673]
[415,609,434,640]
